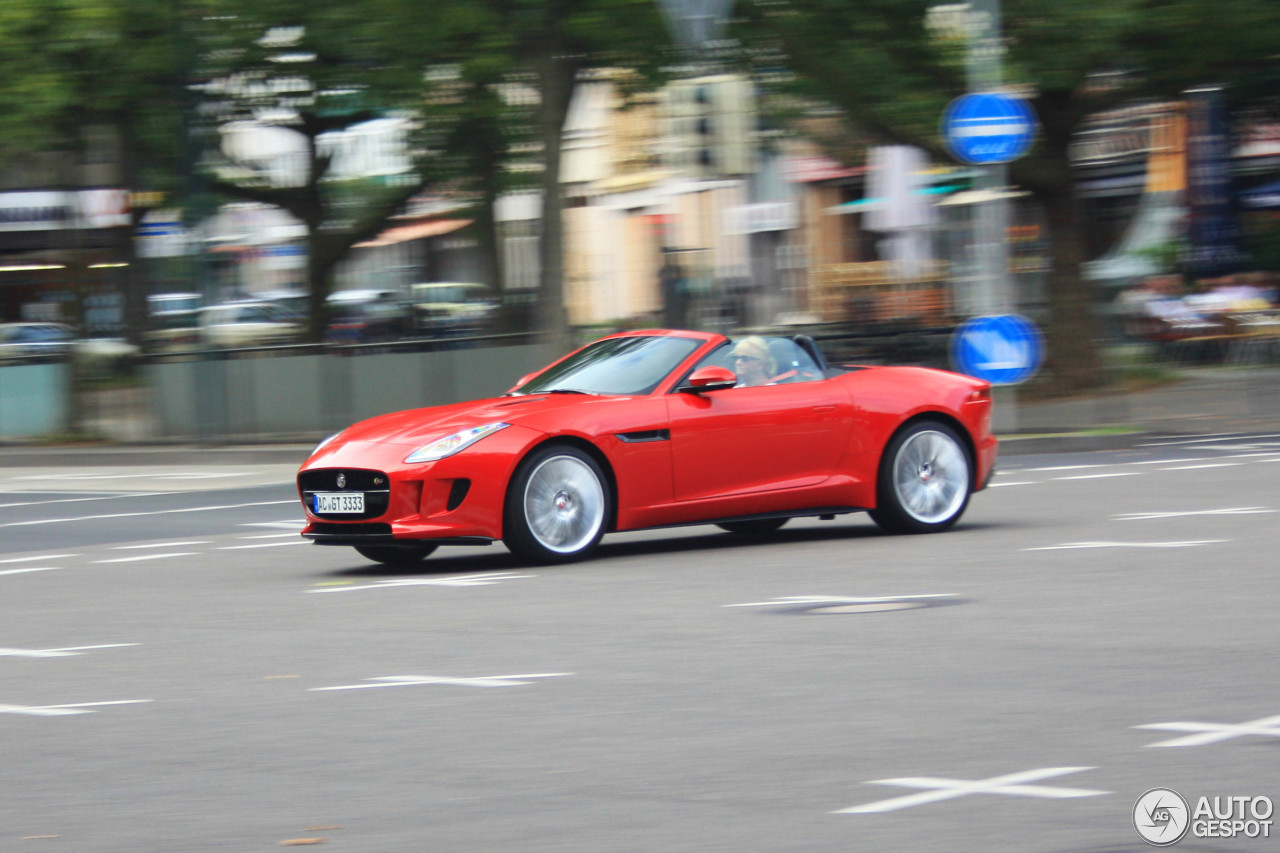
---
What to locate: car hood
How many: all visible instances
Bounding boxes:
[331,394,602,448]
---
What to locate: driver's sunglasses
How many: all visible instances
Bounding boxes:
[733,355,761,363]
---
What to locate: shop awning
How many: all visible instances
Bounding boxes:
[354,218,471,248]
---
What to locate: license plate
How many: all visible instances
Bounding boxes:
[314,492,365,514]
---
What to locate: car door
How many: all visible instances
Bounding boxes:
[666,379,852,502]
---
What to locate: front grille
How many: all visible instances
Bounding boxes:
[299,467,391,521]
[299,469,387,492]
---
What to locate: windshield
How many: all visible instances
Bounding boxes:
[516,335,703,396]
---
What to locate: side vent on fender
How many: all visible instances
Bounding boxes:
[447,479,472,511]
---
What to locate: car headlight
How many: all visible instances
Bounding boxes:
[312,432,341,455]
[404,422,510,463]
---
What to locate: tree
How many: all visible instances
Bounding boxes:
[419,0,675,349]
[190,1,467,341]
[737,0,1280,392]
[0,0,191,344]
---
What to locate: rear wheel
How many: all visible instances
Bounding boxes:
[504,444,610,564]
[869,421,972,534]
[717,518,789,536]
[354,543,438,567]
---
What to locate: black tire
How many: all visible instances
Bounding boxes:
[504,444,611,565]
[354,543,438,566]
[717,518,789,536]
[869,420,972,535]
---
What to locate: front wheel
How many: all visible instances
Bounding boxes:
[869,421,972,534]
[504,444,610,564]
[354,543,438,567]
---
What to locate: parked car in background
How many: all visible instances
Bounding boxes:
[254,288,309,324]
[199,301,302,348]
[0,322,74,361]
[325,289,411,344]
[409,282,496,336]
[146,292,204,352]
[0,322,140,370]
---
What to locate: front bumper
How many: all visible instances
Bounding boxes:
[296,425,546,544]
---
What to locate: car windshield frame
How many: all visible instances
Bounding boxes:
[515,335,704,396]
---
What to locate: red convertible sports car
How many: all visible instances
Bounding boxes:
[297,330,997,565]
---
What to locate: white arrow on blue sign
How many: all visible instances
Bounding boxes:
[951,314,1044,385]
[942,93,1037,165]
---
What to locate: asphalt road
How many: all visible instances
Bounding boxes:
[2,433,1279,852]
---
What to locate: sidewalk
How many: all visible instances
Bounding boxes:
[1000,366,1280,452]
[2,366,1278,466]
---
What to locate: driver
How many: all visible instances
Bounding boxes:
[729,336,776,387]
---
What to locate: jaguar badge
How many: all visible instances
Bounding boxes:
[336,473,346,489]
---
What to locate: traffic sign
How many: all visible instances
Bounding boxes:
[951,314,1044,385]
[942,93,1037,165]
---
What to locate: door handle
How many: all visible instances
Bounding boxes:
[812,405,836,414]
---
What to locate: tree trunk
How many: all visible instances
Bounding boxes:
[534,49,579,354]
[1020,108,1102,395]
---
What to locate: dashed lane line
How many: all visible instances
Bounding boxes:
[92,552,200,564]
[0,499,298,527]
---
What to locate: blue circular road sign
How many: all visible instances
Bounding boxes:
[951,314,1044,385]
[942,93,1037,165]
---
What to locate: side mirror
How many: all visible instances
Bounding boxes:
[680,366,737,393]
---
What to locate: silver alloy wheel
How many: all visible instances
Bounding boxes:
[522,454,606,554]
[891,429,970,525]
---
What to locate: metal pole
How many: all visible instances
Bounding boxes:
[967,0,1011,316]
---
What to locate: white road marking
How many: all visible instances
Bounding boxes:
[217,541,310,550]
[1024,540,1228,551]
[0,643,138,658]
[0,567,63,577]
[241,521,305,530]
[0,499,297,528]
[236,532,302,540]
[1114,507,1273,521]
[308,572,534,593]
[1137,433,1280,447]
[112,541,211,550]
[988,481,1036,488]
[725,594,959,608]
[1137,714,1280,748]
[93,552,199,564]
[834,767,1109,814]
[1159,462,1242,470]
[0,492,167,509]
[0,554,80,564]
[11,471,249,481]
[0,699,153,717]
[1029,464,1109,472]
[1052,472,1140,481]
[312,673,572,691]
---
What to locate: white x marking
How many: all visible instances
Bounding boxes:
[834,767,1109,814]
[308,572,533,593]
[0,699,153,717]
[1137,714,1280,747]
[311,673,572,691]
